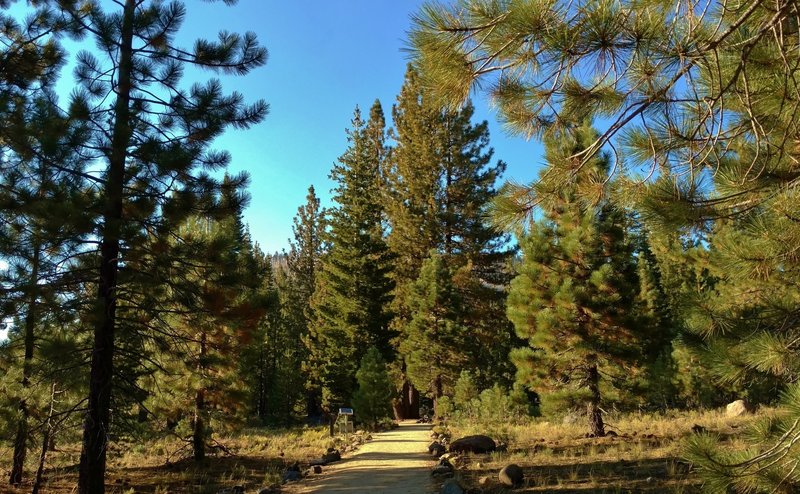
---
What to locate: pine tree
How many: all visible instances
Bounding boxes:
[399,251,466,414]
[288,186,326,419]
[352,347,394,429]
[506,124,651,437]
[0,87,92,485]
[20,2,269,491]
[309,102,394,416]
[385,66,515,404]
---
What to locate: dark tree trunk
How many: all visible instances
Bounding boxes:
[433,375,443,417]
[193,332,207,462]
[392,380,411,420]
[78,2,135,493]
[586,361,605,437]
[32,384,56,494]
[10,241,40,486]
[408,384,420,420]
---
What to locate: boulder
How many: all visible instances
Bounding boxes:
[323,449,342,463]
[449,435,496,454]
[499,464,525,487]
[441,479,464,494]
[313,465,323,474]
[282,470,302,483]
[429,441,446,456]
[726,400,750,417]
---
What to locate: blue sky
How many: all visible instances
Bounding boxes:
[170,0,544,254]
[32,0,543,254]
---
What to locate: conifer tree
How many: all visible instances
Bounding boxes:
[399,251,466,414]
[385,67,515,397]
[352,347,394,429]
[21,2,269,491]
[0,83,92,485]
[506,124,651,437]
[309,102,394,415]
[288,186,326,419]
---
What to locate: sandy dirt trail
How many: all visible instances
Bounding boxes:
[288,421,435,493]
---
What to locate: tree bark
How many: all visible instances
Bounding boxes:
[193,332,207,462]
[586,360,605,437]
[78,2,135,493]
[32,384,56,494]
[9,242,39,486]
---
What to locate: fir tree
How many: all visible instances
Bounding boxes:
[309,102,394,415]
[288,186,326,419]
[352,347,394,429]
[400,251,466,414]
[385,67,515,401]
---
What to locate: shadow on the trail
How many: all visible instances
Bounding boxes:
[303,465,434,493]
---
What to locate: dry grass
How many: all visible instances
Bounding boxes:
[0,426,348,494]
[445,408,768,493]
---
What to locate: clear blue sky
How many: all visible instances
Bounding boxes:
[172,0,544,254]
[29,1,541,254]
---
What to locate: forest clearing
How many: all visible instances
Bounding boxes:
[2,0,800,493]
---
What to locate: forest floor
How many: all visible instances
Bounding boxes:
[0,409,765,493]
[285,421,435,493]
[442,407,765,493]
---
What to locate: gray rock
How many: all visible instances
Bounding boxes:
[429,441,446,456]
[441,479,464,494]
[282,470,302,483]
[449,435,496,454]
[499,464,524,487]
[726,400,750,417]
[323,450,341,463]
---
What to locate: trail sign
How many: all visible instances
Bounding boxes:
[339,407,354,415]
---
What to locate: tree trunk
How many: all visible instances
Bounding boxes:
[78,2,135,492]
[392,380,410,420]
[32,384,56,494]
[193,332,207,462]
[586,361,605,437]
[433,375,443,417]
[9,242,39,486]
[408,384,420,420]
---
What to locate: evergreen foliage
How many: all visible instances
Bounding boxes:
[352,347,394,429]
[309,102,395,414]
[506,124,661,436]
[385,67,516,400]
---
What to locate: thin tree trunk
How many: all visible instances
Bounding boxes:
[433,375,443,417]
[32,384,57,494]
[193,332,207,462]
[78,2,135,492]
[10,242,40,486]
[408,384,420,420]
[586,360,605,437]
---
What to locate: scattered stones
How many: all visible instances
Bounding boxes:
[726,400,751,417]
[440,479,464,494]
[499,464,525,487]
[432,458,455,478]
[313,465,323,474]
[478,476,491,486]
[449,435,496,454]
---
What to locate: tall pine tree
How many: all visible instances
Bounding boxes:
[309,102,394,416]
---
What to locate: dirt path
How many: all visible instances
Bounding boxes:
[287,421,435,493]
